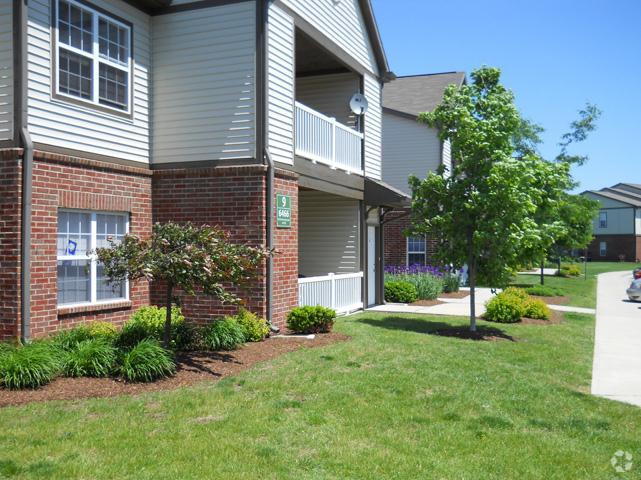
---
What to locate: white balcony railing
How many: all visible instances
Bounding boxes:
[298,272,364,315]
[295,101,364,175]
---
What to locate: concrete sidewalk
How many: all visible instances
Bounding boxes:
[591,271,641,407]
[519,268,559,276]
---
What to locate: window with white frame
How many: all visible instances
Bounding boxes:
[55,0,132,112]
[57,210,129,306]
[599,211,607,228]
[407,236,426,266]
[599,241,607,257]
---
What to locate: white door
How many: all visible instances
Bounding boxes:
[367,226,376,306]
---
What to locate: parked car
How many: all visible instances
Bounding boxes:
[627,279,641,302]
[633,267,641,280]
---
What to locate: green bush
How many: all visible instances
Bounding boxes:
[86,321,118,342]
[442,273,460,293]
[384,281,418,303]
[202,318,246,351]
[386,273,442,300]
[523,298,551,320]
[0,343,62,389]
[233,308,269,342]
[63,338,117,378]
[286,306,337,334]
[559,263,581,277]
[502,287,529,301]
[117,306,185,350]
[525,285,564,297]
[0,342,16,360]
[119,339,175,383]
[484,293,525,323]
[172,322,203,352]
[52,326,93,351]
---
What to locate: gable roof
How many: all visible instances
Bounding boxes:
[584,186,641,207]
[383,72,466,118]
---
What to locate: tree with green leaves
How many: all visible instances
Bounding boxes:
[410,66,577,331]
[96,222,270,347]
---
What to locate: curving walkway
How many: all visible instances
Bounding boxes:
[591,271,641,407]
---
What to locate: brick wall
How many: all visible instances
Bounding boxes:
[29,151,153,337]
[272,171,298,327]
[383,208,438,267]
[588,234,640,262]
[0,150,22,340]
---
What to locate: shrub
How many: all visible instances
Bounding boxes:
[52,326,93,351]
[0,343,62,389]
[119,339,175,383]
[386,273,442,300]
[523,298,551,320]
[234,308,270,342]
[525,285,564,297]
[117,306,185,350]
[484,293,525,323]
[286,306,337,334]
[63,338,117,378]
[202,318,246,351]
[384,281,418,303]
[172,322,203,352]
[442,273,460,293]
[559,263,581,277]
[502,287,529,301]
[86,321,118,342]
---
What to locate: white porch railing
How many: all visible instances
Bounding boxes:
[298,272,364,314]
[295,101,364,175]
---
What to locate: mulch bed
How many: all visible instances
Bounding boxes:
[412,299,445,307]
[0,333,349,408]
[520,309,563,325]
[438,291,470,299]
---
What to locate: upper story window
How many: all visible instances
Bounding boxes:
[599,211,608,228]
[55,0,132,114]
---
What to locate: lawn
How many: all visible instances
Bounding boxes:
[513,261,638,308]
[2,309,641,479]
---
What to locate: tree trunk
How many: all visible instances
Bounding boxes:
[163,283,173,349]
[469,258,477,332]
[540,259,545,285]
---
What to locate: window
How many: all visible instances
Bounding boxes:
[407,236,426,266]
[57,210,129,306]
[599,211,608,228]
[599,241,607,257]
[55,0,132,113]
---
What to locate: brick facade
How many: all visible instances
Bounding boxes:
[587,234,641,263]
[383,208,437,267]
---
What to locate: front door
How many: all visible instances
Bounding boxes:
[367,226,376,306]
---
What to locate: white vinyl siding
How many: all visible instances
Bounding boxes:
[27,0,150,162]
[280,0,378,75]
[0,0,12,142]
[363,73,382,180]
[442,139,452,176]
[152,1,256,164]
[382,112,442,195]
[267,4,295,165]
[296,73,360,129]
[299,190,360,277]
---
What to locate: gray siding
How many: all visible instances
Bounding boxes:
[281,0,378,75]
[152,1,256,164]
[382,112,441,195]
[267,4,295,165]
[299,190,360,276]
[584,192,635,235]
[27,0,150,162]
[296,73,360,128]
[363,73,382,180]
[0,0,12,142]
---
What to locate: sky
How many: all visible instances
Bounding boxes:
[371,0,641,193]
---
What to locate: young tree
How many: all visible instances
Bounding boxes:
[411,67,572,331]
[96,222,270,347]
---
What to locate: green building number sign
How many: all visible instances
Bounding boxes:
[276,194,291,228]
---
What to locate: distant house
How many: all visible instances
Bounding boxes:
[381,72,466,267]
[582,184,641,262]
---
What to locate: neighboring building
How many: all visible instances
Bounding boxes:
[380,72,465,267]
[0,0,405,340]
[582,184,641,262]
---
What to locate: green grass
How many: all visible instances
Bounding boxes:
[1,310,641,479]
[513,261,638,308]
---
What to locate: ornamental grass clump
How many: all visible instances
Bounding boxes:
[0,343,62,390]
[117,306,186,350]
[63,338,117,378]
[442,273,461,293]
[286,306,336,334]
[119,339,175,383]
[202,318,246,351]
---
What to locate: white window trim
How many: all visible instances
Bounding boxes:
[599,211,608,229]
[54,0,132,115]
[57,209,130,307]
[406,236,427,266]
[599,241,607,257]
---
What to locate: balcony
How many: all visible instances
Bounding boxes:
[295,101,364,176]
